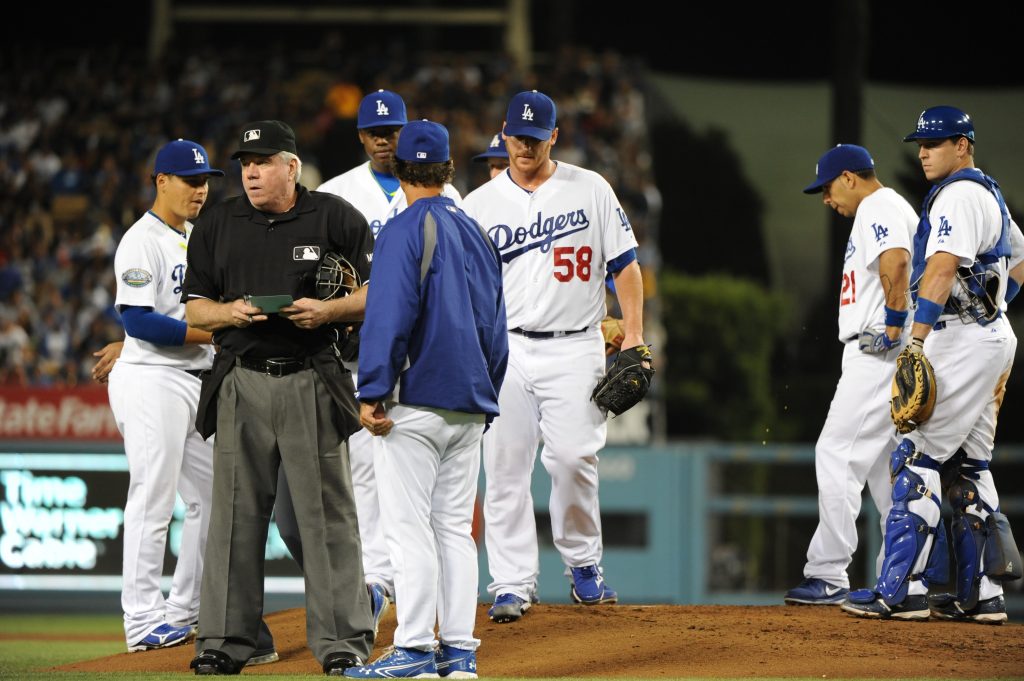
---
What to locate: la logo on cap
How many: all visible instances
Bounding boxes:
[376,100,389,116]
[489,134,500,148]
[193,148,205,164]
[521,104,534,121]
[244,129,261,142]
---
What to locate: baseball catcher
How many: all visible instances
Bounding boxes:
[592,344,654,416]
[890,338,936,434]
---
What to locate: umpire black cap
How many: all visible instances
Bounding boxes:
[231,120,297,159]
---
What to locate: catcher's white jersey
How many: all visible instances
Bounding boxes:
[114,212,212,369]
[1009,219,1024,271]
[317,161,461,237]
[463,163,637,331]
[836,188,917,342]
[927,178,1012,311]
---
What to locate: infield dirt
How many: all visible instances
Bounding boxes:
[55,603,1024,677]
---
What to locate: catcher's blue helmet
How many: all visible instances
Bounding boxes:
[904,105,975,142]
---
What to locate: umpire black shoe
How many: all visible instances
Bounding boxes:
[323,652,361,676]
[840,589,929,621]
[190,649,241,675]
[929,593,1007,624]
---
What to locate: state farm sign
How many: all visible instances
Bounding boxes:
[0,388,120,441]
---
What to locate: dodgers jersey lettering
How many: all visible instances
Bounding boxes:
[317,161,462,237]
[463,162,636,331]
[836,187,916,341]
[114,213,212,369]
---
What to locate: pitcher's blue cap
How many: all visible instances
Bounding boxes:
[803,144,874,194]
[358,89,407,129]
[504,90,556,141]
[473,133,509,162]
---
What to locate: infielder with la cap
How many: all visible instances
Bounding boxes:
[472,132,510,181]
[344,119,507,679]
[784,144,916,606]
[843,106,1019,623]
[463,90,647,623]
[108,139,221,653]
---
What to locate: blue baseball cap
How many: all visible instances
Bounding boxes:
[154,139,224,177]
[396,120,449,163]
[357,89,407,129]
[802,144,874,194]
[504,90,556,141]
[473,133,509,162]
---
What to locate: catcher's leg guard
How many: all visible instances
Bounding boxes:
[949,477,987,610]
[877,441,943,606]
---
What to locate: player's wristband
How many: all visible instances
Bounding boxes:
[913,297,943,327]
[883,306,908,328]
[1007,278,1020,304]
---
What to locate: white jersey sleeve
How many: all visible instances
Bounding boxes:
[114,213,212,369]
[1009,218,1024,271]
[928,178,1011,310]
[836,188,917,341]
[464,162,638,331]
[318,161,393,236]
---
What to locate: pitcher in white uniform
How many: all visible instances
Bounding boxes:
[463,90,647,623]
[786,144,917,606]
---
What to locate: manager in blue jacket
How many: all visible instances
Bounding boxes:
[351,120,508,679]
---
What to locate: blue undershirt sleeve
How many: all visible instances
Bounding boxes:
[120,305,188,346]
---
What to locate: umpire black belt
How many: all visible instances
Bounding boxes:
[510,326,588,339]
[236,356,312,377]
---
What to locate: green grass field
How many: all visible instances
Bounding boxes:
[0,614,1005,681]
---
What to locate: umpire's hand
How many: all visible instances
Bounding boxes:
[281,297,332,329]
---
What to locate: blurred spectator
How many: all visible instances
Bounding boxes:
[1,42,658,386]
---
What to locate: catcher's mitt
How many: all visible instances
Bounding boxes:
[890,340,937,434]
[591,345,654,416]
[601,316,625,355]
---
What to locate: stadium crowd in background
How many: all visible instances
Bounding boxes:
[0,42,660,386]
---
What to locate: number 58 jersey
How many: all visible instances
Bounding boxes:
[836,187,917,342]
[463,162,637,331]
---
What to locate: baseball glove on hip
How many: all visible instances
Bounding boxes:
[592,345,654,416]
[890,339,937,434]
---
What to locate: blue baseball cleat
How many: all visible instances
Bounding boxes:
[570,565,618,605]
[784,578,849,605]
[367,582,391,637]
[840,589,929,620]
[435,643,477,679]
[129,622,195,652]
[343,646,439,678]
[488,593,533,623]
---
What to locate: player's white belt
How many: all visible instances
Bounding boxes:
[510,326,588,339]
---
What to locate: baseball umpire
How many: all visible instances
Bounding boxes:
[181,120,376,674]
[842,106,1020,623]
[785,145,917,605]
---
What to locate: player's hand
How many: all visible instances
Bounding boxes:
[91,341,123,384]
[360,401,393,437]
[858,328,901,354]
[281,297,332,329]
[619,333,651,368]
[231,299,266,328]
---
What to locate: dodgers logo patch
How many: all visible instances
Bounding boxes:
[294,246,321,261]
[122,268,153,288]
[844,238,855,263]
[488,209,591,263]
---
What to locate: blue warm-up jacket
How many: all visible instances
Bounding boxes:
[358,195,508,417]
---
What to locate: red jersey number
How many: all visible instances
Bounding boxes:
[840,270,857,306]
[553,246,593,282]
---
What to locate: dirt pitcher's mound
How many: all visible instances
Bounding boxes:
[56,604,1024,677]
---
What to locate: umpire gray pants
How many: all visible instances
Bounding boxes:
[196,366,373,665]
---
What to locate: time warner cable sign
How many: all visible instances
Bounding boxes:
[0,388,300,592]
